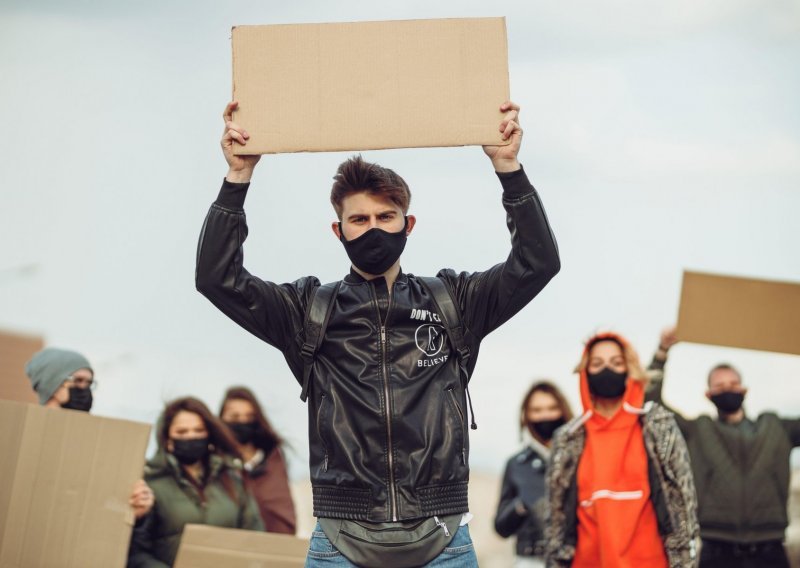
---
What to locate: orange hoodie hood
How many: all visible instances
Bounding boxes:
[577,332,645,416]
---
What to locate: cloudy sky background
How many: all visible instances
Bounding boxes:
[1,0,799,475]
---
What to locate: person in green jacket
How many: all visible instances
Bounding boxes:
[127,397,264,568]
[647,326,800,568]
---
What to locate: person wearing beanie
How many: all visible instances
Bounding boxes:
[25,347,95,411]
[23,346,155,522]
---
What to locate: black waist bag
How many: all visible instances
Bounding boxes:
[318,514,461,568]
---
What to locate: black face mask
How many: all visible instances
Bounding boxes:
[710,391,745,414]
[339,218,408,275]
[587,367,628,398]
[227,421,258,445]
[171,437,209,465]
[528,417,566,441]
[61,386,93,412]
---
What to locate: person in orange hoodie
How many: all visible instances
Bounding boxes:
[544,332,699,568]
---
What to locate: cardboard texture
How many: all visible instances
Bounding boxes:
[174,524,307,567]
[231,17,511,154]
[677,270,800,355]
[0,401,150,568]
[0,329,43,404]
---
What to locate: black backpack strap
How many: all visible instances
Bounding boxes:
[299,281,341,402]
[418,276,477,429]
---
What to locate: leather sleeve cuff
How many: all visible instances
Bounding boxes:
[496,165,534,198]
[214,178,251,210]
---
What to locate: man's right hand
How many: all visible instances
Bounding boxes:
[221,101,260,183]
[659,325,679,352]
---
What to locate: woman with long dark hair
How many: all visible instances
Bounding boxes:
[495,380,573,567]
[219,386,296,534]
[127,397,263,567]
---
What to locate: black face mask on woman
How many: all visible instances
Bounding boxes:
[339,218,408,275]
[227,421,258,445]
[61,386,93,412]
[171,437,209,465]
[528,417,566,441]
[587,367,628,398]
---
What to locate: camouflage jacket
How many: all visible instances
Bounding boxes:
[545,403,699,568]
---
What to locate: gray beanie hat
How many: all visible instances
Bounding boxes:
[25,347,93,405]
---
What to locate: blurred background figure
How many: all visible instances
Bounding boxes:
[546,333,698,567]
[495,380,573,567]
[127,397,263,568]
[26,346,95,411]
[25,346,154,521]
[219,386,297,534]
[648,326,800,568]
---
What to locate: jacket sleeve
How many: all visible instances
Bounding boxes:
[126,511,170,568]
[195,180,319,374]
[544,431,573,568]
[494,459,527,538]
[645,353,693,439]
[260,448,298,534]
[439,166,560,340]
[780,418,800,447]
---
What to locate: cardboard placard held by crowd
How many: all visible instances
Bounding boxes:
[0,329,42,404]
[231,17,511,154]
[676,270,800,356]
[0,400,150,568]
[173,524,307,567]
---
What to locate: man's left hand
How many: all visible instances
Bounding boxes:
[483,101,522,172]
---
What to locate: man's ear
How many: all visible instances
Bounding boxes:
[405,215,417,236]
[331,221,342,240]
[704,391,712,401]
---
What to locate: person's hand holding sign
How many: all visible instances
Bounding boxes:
[483,101,522,173]
[222,101,261,183]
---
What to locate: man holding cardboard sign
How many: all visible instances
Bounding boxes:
[196,99,560,566]
[647,327,800,568]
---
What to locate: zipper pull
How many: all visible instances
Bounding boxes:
[323,453,329,472]
[434,516,450,537]
[381,326,386,342]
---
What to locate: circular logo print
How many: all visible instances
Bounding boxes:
[415,324,445,356]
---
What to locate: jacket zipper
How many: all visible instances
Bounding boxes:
[373,282,398,521]
[446,388,467,465]
[317,393,329,472]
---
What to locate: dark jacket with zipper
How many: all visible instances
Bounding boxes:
[494,443,550,557]
[195,166,560,522]
[127,452,264,568]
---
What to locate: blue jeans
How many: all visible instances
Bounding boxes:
[304,521,479,567]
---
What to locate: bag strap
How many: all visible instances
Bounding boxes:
[299,281,341,402]
[417,276,477,429]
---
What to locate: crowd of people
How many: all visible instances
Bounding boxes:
[17,98,799,568]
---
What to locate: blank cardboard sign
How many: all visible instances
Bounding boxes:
[174,524,307,568]
[231,17,511,154]
[0,400,150,568]
[676,270,800,356]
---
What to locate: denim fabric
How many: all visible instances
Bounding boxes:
[304,522,478,567]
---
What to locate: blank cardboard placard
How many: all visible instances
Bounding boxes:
[0,329,42,404]
[676,270,800,355]
[174,524,307,568]
[0,401,150,568]
[231,17,511,154]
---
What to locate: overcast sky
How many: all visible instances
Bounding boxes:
[1,0,799,476]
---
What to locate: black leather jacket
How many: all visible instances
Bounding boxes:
[196,167,560,522]
[495,445,549,557]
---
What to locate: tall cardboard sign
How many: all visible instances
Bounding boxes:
[231,17,511,154]
[0,401,150,568]
[173,524,307,567]
[676,270,800,355]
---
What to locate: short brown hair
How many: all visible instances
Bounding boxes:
[220,386,287,455]
[707,363,742,386]
[330,155,411,220]
[520,380,574,442]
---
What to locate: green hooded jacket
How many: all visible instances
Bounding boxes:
[127,450,264,567]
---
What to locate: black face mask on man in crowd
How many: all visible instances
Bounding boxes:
[61,386,93,412]
[710,391,745,414]
[339,218,408,275]
[587,367,628,399]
